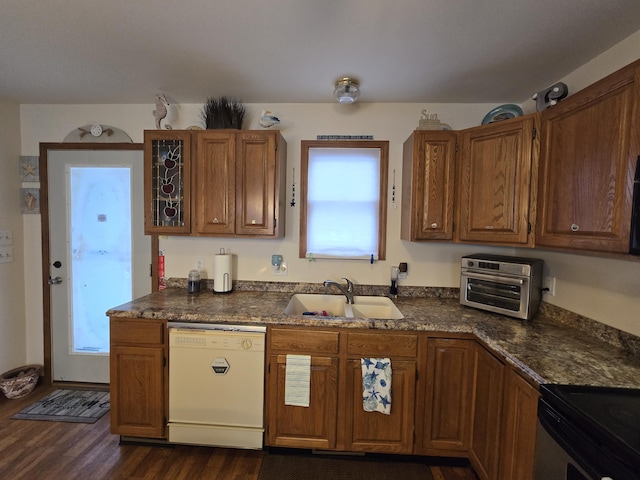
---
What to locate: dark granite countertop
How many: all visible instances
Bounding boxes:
[107,285,640,390]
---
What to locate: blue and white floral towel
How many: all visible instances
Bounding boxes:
[361,357,392,415]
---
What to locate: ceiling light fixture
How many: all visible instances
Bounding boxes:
[334,77,360,104]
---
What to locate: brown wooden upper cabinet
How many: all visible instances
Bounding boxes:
[144,129,287,238]
[144,130,193,235]
[536,60,640,254]
[402,115,537,246]
[457,114,538,246]
[401,130,457,241]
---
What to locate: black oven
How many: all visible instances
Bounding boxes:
[535,384,640,479]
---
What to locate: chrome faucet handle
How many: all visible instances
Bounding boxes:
[342,277,354,293]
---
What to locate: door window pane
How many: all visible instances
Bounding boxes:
[69,166,132,354]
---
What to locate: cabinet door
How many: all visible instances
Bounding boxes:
[110,345,166,438]
[110,318,167,439]
[235,131,283,236]
[469,344,505,480]
[422,338,473,455]
[401,130,457,241]
[144,130,192,234]
[266,354,339,449]
[536,64,640,253]
[458,115,537,246]
[499,370,539,480]
[344,358,416,454]
[195,131,236,235]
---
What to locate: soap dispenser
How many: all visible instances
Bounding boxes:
[390,266,399,298]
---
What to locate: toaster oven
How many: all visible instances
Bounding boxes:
[460,254,544,320]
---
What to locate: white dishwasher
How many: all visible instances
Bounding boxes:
[168,322,266,449]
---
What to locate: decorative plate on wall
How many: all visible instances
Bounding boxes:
[481,104,523,125]
[62,124,133,143]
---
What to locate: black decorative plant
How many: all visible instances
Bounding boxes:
[201,96,246,129]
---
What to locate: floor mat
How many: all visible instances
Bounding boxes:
[11,389,109,423]
[258,453,434,480]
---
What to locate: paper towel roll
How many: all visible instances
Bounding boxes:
[213,254,233,292]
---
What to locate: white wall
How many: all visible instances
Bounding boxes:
[0,96,26,374]
[19,31,640,366]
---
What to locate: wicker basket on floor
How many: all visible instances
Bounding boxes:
[0,364,42,399]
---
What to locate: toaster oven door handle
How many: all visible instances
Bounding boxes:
[462,271,525,285]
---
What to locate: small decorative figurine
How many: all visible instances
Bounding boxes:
[259,110,280,128]
[153,94,173,129]
[532,82,569,111]
[417,111,451,130]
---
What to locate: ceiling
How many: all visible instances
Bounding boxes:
[2,0,640,105]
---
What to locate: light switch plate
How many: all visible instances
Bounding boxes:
[0,230,12,246]
[0,246,13,263]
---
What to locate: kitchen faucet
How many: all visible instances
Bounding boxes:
[323,278,355,304]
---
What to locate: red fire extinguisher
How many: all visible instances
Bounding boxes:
[158,250,166,291]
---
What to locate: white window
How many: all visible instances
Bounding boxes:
[300,140,388,260]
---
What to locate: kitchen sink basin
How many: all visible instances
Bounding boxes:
[284,294,403,319]
[283,294,348,317]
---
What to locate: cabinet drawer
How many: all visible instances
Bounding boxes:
[347,332,418,357]
[269,328,339,354]
[110,318,165,345]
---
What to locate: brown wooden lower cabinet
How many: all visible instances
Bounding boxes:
[469,343,540,480]
[470,343,505,480]
[266,353,339,449]
[109,317,167,439]
[345,358,416,453]
[499,368,539,480]
[108,319,540,475]
[421,338,474,456]
[265,327,419,454]
[265,327,340,448]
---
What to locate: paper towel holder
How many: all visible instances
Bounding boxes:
[213,249,233,293]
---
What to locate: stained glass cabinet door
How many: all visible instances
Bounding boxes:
[144,130,192,234]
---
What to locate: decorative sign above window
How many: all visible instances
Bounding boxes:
[316,135,373,140]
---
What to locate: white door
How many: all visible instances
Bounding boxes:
[48,149,151,383]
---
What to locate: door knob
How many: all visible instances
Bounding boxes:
[48,276,63,285]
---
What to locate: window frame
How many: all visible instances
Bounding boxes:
[299,140,388,260]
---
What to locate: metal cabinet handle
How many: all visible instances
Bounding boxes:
[430,222,438,229]
[571,224,579,232]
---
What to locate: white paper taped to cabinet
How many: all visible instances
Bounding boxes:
[361,358,392,415]
[285,354,311,407]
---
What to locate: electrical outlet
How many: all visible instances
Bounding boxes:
[543,276,556,296]
[273,261,288,276]
[195,258,205,271]
[398,262,408,279]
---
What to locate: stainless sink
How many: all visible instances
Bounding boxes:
[284,294,403,319]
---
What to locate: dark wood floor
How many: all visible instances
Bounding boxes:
[0,385,478,480]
